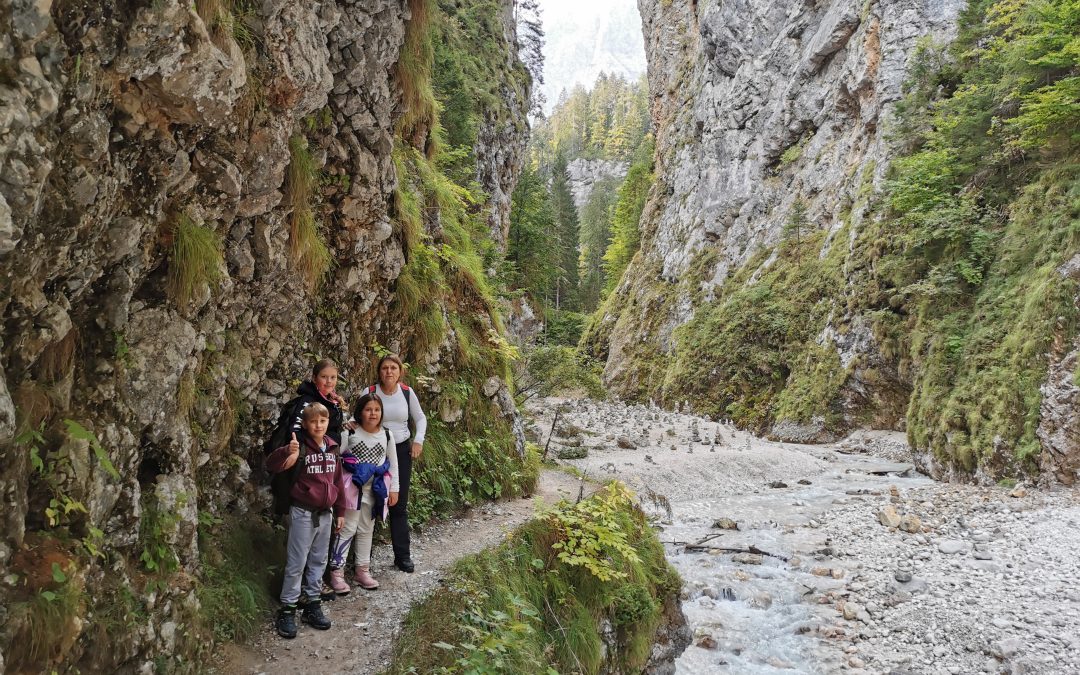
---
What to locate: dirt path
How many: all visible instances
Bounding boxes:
[219,468,586,675]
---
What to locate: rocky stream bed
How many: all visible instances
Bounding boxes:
[529,397,1080,675]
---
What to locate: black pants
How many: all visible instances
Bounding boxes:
[389,439,411,560]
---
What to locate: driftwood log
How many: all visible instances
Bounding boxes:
[673,533,790,562]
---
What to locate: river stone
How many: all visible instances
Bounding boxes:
[899,514,922,533]
[992,637,1023,659]
[842,602,863,620]
[556,446,587,460]
[712,517,738,530]
[878,505,902,528]
[938,540,968,555]
[732,552,763,565]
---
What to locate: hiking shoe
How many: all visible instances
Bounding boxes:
[394,556,415,573]
[353,565,379,590]
[275,605,298,639]
[328,567,351,595]
[320,580,336,602]
[300,600,331,630]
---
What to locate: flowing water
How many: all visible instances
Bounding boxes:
[665,454,930,673]
[529,398,932,673]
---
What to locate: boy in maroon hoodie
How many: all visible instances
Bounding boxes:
[266,402,347,638]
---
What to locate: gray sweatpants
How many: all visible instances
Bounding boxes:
[280,505,332,605]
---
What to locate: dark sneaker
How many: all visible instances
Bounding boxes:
[394,556,415,573]
[275,605,298,639]
[300,601,331,630]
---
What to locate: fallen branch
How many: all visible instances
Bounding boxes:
[541,404,564,462]
[683,543,790,562]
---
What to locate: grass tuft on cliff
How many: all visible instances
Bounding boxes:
[388,482,681,674]
[286,135,334,291]
[168,213,224,308]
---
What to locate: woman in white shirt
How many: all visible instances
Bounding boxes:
[369,353,426,572]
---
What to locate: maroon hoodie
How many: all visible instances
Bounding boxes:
[266,436,349,516]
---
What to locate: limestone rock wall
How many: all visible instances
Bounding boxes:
[590,0,962,437]
[566,157,628,211]
[0,0,527,670]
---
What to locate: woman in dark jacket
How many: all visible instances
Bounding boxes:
[289,359,346,445]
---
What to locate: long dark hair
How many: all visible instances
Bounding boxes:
[353,392,383,428]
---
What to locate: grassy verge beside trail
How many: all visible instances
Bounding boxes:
[388,482,682,674]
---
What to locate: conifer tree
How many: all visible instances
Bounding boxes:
[550,153,580,310]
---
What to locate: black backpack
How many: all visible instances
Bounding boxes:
[264,395,304,456]
[269,441,306,515]
[265,396,304,515]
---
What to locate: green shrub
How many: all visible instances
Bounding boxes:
[389,483,679,674]
[196,513,282,643]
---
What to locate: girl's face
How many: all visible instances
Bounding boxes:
[361,400,382,430]
[379,361,401,388]
[315,367,338,393]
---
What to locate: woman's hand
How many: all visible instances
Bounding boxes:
[388,492,399,507]
[335,516,344,532]
[411,442,422,459]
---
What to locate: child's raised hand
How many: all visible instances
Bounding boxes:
[289,432,299,454]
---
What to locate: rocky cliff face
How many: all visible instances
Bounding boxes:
[566,157,628,211]
[0,0,528,670]
[588,0,1079,484]
[585,1,963,444]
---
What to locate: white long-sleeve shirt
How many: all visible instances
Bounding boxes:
[374,384,427,445]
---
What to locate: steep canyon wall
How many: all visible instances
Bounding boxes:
[0,0,529,670]
[586,0,1080,482]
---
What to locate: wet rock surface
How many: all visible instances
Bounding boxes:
[530,397,1080,674]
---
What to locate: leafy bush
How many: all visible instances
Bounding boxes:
[515,344,606,404]
[389,482,680,674]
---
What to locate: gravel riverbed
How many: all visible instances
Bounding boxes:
[528,397,1080,675]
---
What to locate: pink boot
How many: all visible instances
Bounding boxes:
[352,565,379,590]
[328,567,350,595]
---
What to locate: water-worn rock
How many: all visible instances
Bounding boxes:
[899,514,922,534]
[879,505,901,528]
[938,540,968,555]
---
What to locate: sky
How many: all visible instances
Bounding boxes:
[532,0,647,113]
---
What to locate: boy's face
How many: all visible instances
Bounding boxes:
[303,414,330,441]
